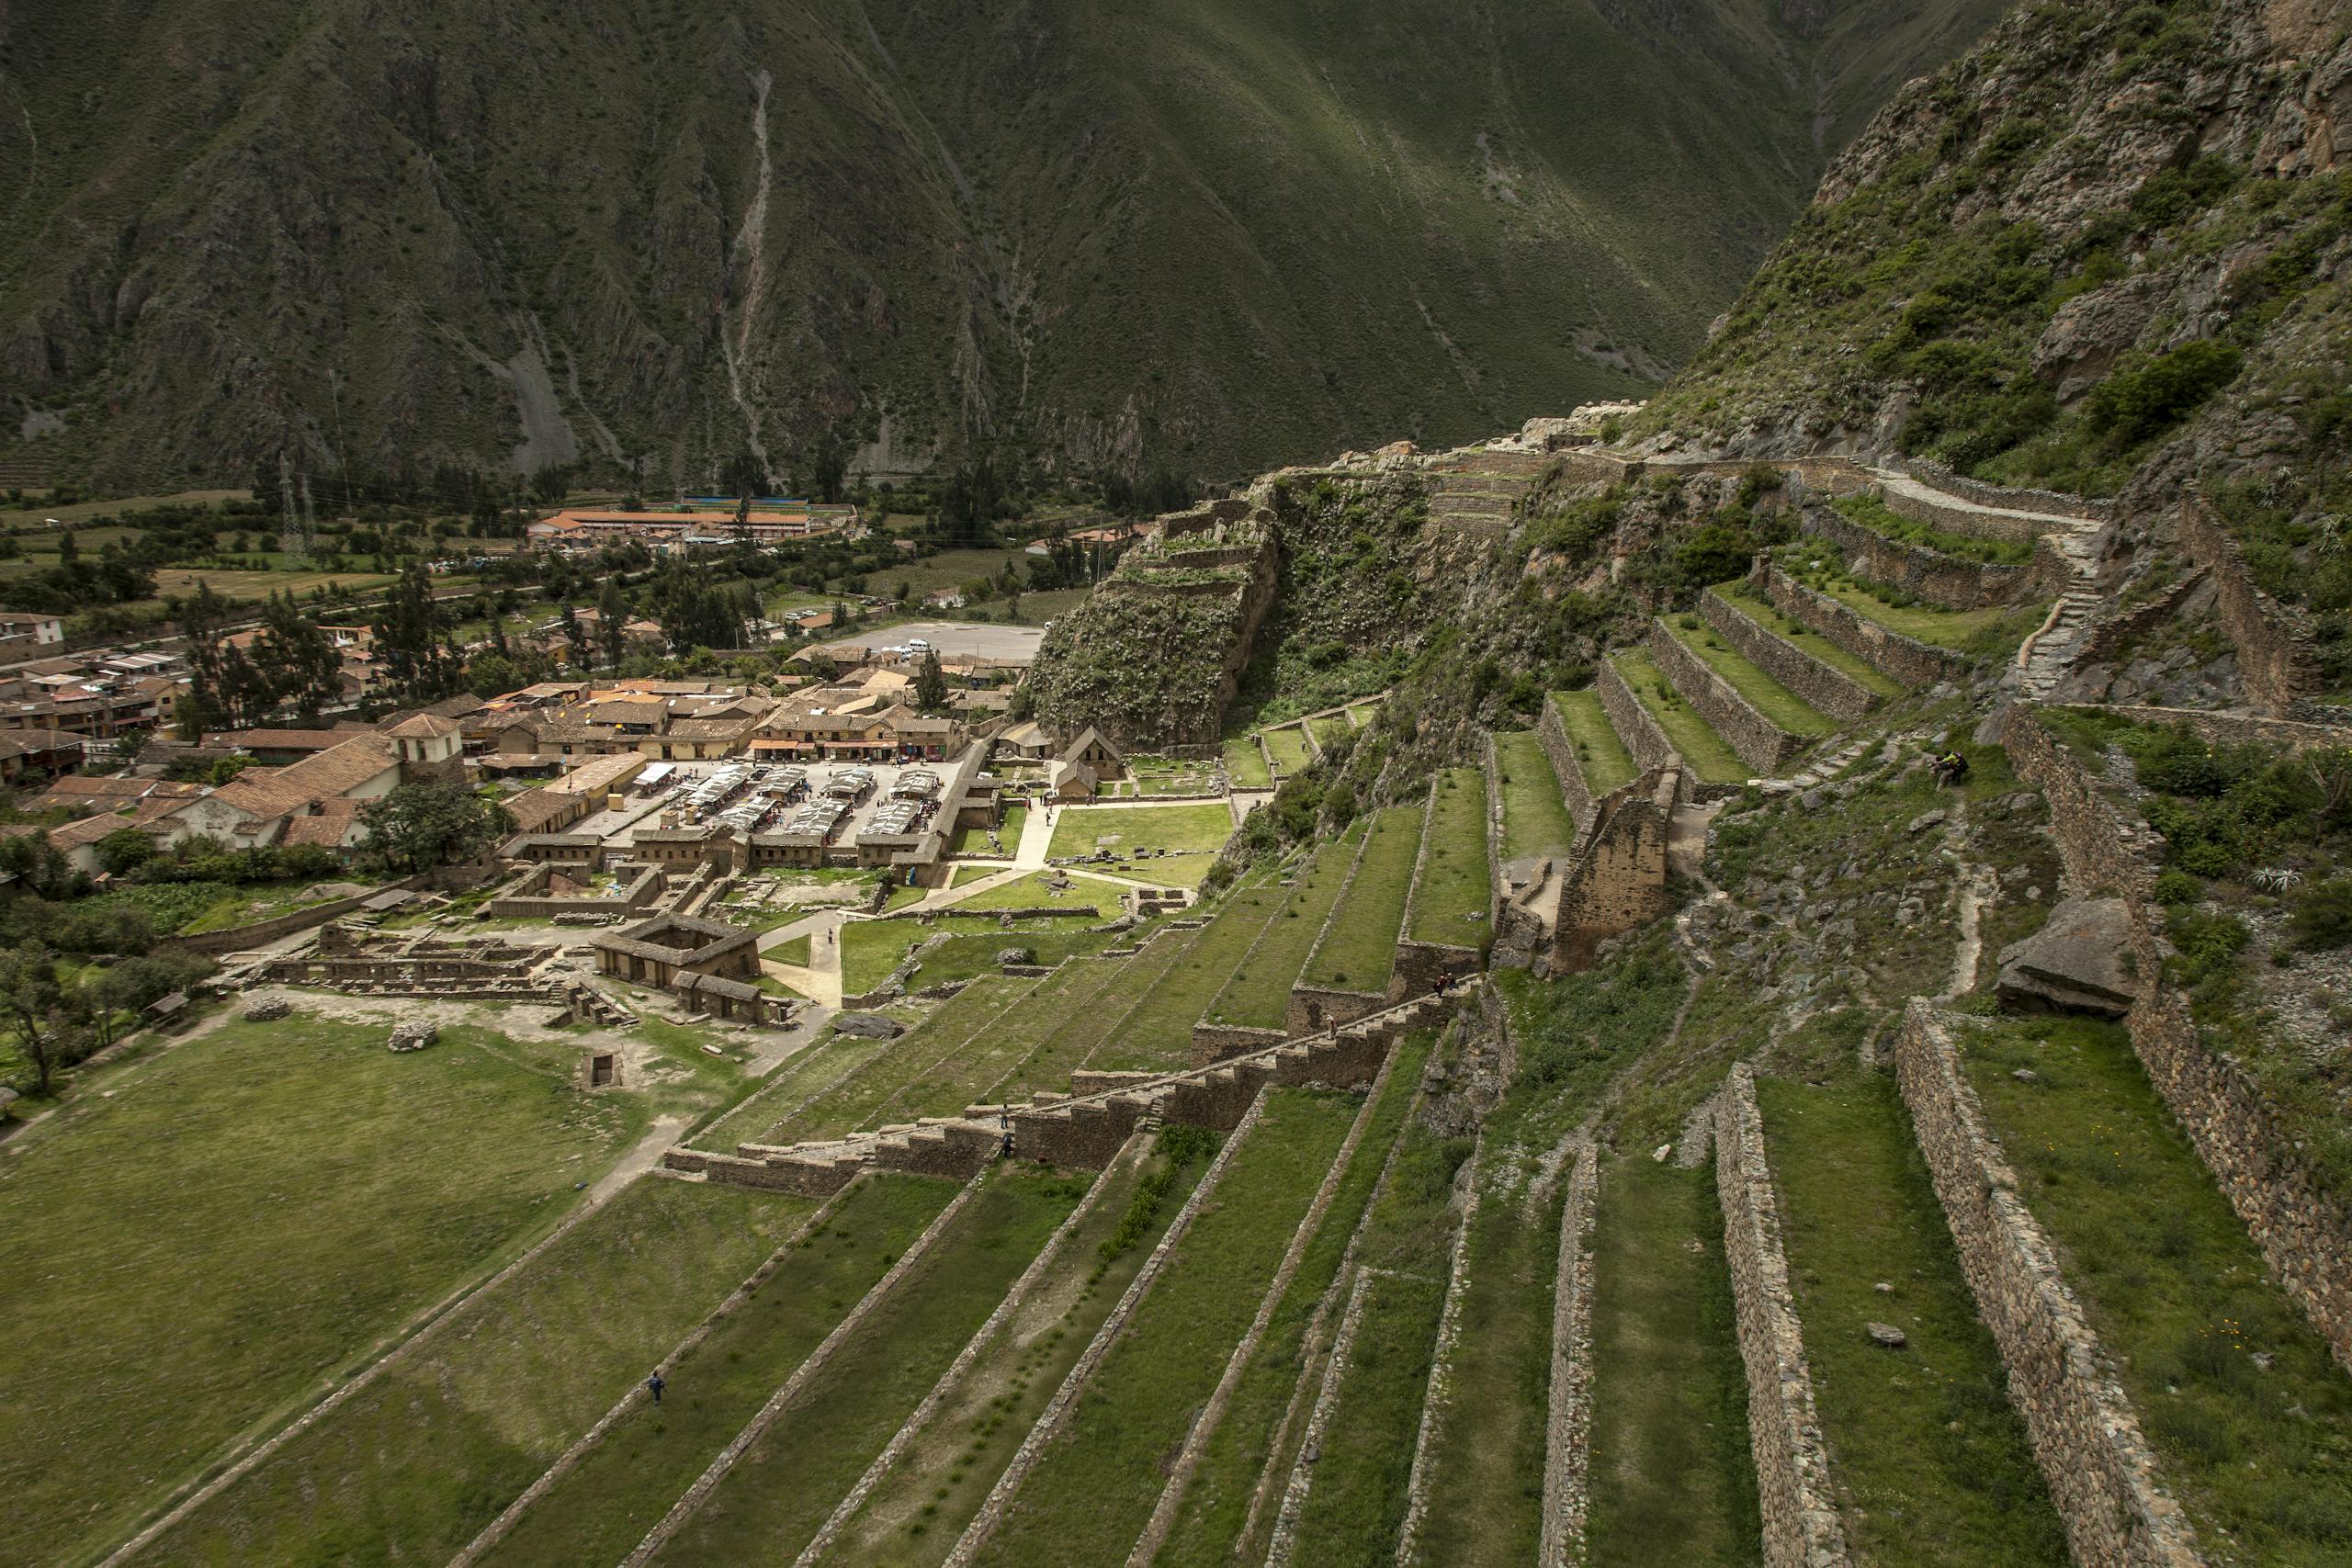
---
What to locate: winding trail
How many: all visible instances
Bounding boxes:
[721,67,779,486]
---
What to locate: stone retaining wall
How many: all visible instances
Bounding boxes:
[1714,1065,1851,1568]
[1538,1139,1600,1568]
[2175,491,2318,716]
[1759,563,1966,688]
[2078,570,2210,667]
[1802,504,2037,611]
[1889,457,2113,523]
[158,877,428,956]
[1597,657,1676,773]
[1288,818,1385,1032]
[1702,588,1880,723]
[1894,1005,2202,1567]
[1189,1021,1289,1066]
[1538,693,1599,831]
[2056,703,2350,755]
[1882,483,2055,546]
[1647,620,1804,776]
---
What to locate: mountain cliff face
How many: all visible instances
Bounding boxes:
[0,0,2002,493]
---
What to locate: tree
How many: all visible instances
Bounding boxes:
[356,782,516,874]
[95,828,159,877]
[596,579,628,670]
[914,649,949,714]
[254,591,345,721]
[560,602,590,670]
[0,945,67,1094]
[102,730,150,773]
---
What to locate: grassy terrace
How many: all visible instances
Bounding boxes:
[1778,541,2047,657]
[841,916,1115,996]
[1223,738,1273,790]
[1713,581,1907,698]
[1831,491,2037,566]
[147,1181,812,1566]
[1205,826,1362,1029]
[1017,922,1206,1082]
[1155,1031,1438,1568]
[1301,807,1421,993]
[1307,715,1353,753]
[1045,802,1234,890]
[1286,1067,1476,1562]
[817,1133,1216,1565]
[1549,688,1637,796]
[1347,700,1384,727]
[1656,615,1838,737]
[0,1016,647,1566]
[473,1175,957,1568]
[1496,730,1578,863]
[696,1029,903,1154]
[1584,1156,1759,1566]
[752,979,1036,1147]
[949,804,1026,856]
[945,869,1110,915]
[1756,1072,2068,1565]
[1087,880,1285,1072]
[969,1089,1362,1568]
[1262,726,1314,774]
[873,963,1121,1124]
[1404,767,1492,946]
[1962,1016,2352,1562]
[1611,649,1749,784]
[646,1166,1086,1564]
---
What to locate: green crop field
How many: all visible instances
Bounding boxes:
[645,1165,1086,1563]
[1046,802,1234,886]
[1657,617,1838,737]
[1205,825,1361,1029]
[1495,731,1578,863]
[1223,738,1273,790]
[472,1176,956,1567]
[1963,1016,2352,1561]
[840,916,1115,996]
[1757,1072,2067,1565]
[0,1015,650,1565]
[1612,650,1749,784]
[144,1179,814,1566]
[1549,688,1638,796]
[969,1089,1361,1567]
[1302,807,1421,994]
[1404,768,1492,946]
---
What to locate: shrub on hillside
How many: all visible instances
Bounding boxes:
[2289,877,2352,952]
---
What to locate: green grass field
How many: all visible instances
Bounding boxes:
[1963,1016,2352,1561]
[1495,730,1578,863]
[1583,1156,1761,1567]
[768,932,813,967]
[949,805,1026,856]
[1307,715,1353,754]
[1261,727,1314,774]
[1152,1031,1436,1568]
[1713,581,1908,698]
[0,1015,649,1565]
[143,1179,814,1566]
[1088,879,1285,1071]
[645,1165,1086,1563]
[1301,807,1420,994]
[1223,738,1273,790]
[1757,1072,2067,1565]
[1549,688,1637,796]
[1612,650,1749,784]
[819,1131,1217,1564]
[1012,921,1206,1078]
[1205,826,1361,1029]
[1404,768,1492,946]
[1831,492,2036,566]
[694,1029,903,1156]
[473,1175,957,1568]
[946,869,1109,915]
[969,1089,1362,1567]
[752,980,1037,1148]
[1657,616,1838,737]
[1046,802,1234,888]
[841,916,1114,997]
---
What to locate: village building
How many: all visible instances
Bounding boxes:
[0,612,66,648]
[526,500,858,551]
[592,912,761,987]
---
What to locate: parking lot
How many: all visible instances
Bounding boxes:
[815,619,1046,665]
[584,757,954,852]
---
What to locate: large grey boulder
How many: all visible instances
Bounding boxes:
[388,1020,440,1053]
[832,1011,905,1041]
[1996,897,2138,1018]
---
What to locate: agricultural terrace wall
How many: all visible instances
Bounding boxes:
[158,874,432,955]
[1395,776,1482,995]
[2048,704,2352,755]
[1543,450,1876,500]
[1597,658,1676,773]
[2078,570,2211,667]
[1758,563,1966,687]
[1894,1005,2201,1567]
[1158,496,1252,540]
[1190,1022,1288,1066]
[1879,485,2053,547]
[2174,491,2319,716]
[1887,457,2114,523]
[1538,693,1597,830]
[1800,504,2039,611]
[1549,768,1675,975]
[2005,705,2352,1371]
[1714,1066,1852,1568]
[1702,589,1880,724]
[1289,817,1386,1033]
[1647,621,1804,776]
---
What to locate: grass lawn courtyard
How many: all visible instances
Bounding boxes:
[1045,801,1234,887]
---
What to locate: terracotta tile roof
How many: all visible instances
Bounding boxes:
[49,798,182,851]
[212,735,398,820]
[278,799,364,847]
[503,788,576,835]
[384,712,461,739]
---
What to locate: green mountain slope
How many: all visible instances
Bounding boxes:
[0,0,2001,492]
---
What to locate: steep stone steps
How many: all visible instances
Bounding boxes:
[1648,616,1838,777]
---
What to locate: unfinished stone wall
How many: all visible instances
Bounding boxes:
[1759,563,1963,688]
[1894,1005,2202,1567]
[1550,768,1674,974]
[1702,589,1880,723]
[662,1148,858,1195]
[2175,491,2319,716]
[1537,693,1598,830]
[1646,620,1802,776]
[1802,505,2036,611]
[1538,1139,1599,1568]
[1714,1066,1852,1568]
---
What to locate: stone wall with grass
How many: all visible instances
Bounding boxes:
[1289,821,1391,1033]
[2175,491,2319,716]
[1189,1021,1289,1066]
[1597,657,1677,773]
[1538,693,1598,829]
[1394,781,1482,996]
[1801,504,2039,611]
[1894,1004,2202,1568]
[1888,457,2114,524]
[2005,704,2352,1371]
[1714,1065,1853,1568]
[1646,619,1806,775]
[1759,563,1967,687]
[1880,484,2055,547]
[1702,588,1881,723]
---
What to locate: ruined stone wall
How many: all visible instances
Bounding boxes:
[1551,769,1674,974]
[2175,491,2319,716]
[487,864,664,921]
[1881,485,2054,546]
[1801,505,2035,610]
[2078,571,2211,667]
[1013,1100,1139,1170]
[662,1149,859,1196]
[2057,703,2349,755]
[1894,1005,2201,1567]
[1285,984,1386,1035]
[1702,589,1879,723]
[1760,563,1964,688]
[1189,1022,1288,1066]
[159,877,427,955]
[1537,693,1597,831]
[1646,620,1803,775]
[1713,1066,1852,1568]
[1596,656,1677,773]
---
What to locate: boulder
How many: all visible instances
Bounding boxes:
[1866,1321,1908,1349]
[243,998,292,1022]
[833,1011,905,1041]
[1996,897,2138,1018]
[388,1020,440,1053]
